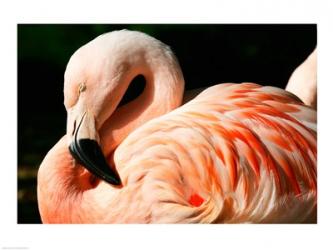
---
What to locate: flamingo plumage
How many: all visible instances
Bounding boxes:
[37,30,317,223]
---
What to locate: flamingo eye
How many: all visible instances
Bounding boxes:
[117,74,146,108]
[78,82,86,94]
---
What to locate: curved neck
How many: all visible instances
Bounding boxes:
[99,42,185,155]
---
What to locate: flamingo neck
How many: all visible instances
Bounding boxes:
[99,44,185,156]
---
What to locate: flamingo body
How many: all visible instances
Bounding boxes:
[37,30,317,223]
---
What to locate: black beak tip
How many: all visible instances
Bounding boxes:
[104,173,122,186]
[69,138,122,186]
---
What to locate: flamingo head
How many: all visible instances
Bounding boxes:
[62,30,185,186]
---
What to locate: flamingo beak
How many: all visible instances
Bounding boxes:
[68,111,122,186]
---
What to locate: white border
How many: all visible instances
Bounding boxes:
[1,0,332,249]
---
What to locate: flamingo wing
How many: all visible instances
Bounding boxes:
[113,83,316,223]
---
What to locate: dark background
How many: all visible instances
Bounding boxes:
[18,24,316,223]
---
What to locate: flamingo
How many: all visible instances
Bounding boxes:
[37,30,317,223]
[286,48,317,109]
